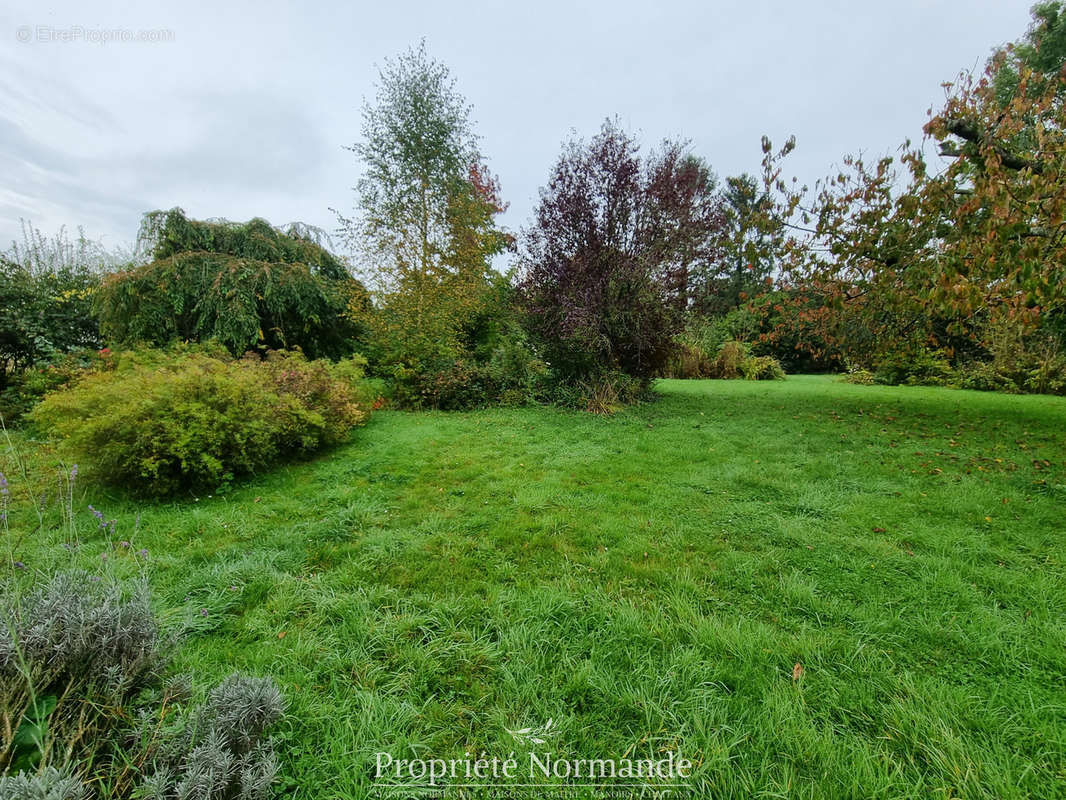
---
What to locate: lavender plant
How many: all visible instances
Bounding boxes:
[0,570,164,775]
[1,572,285,798]
[0,462,285,799]
[0,766,87,799]
[134,675,284,800]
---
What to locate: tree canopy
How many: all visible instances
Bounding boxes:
[751,2,1066,367]
[97,209,365,359]
[519,120,723,385]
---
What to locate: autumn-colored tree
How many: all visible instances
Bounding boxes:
[338,43,513,399]
[756,4,1066,370]
[992,1,1066,105]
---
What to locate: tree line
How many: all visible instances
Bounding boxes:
[4,5,1066,415]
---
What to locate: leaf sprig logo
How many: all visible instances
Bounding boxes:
[505,717,557,746]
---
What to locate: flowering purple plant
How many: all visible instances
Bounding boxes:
[88,504,118,533]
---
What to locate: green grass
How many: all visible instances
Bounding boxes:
[3,376,1066,798]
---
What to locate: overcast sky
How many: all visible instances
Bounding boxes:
[0,0,1037,261]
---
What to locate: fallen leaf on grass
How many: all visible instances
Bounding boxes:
[792,663,804,681]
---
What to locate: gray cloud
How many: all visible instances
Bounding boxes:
[0,0,1035,258]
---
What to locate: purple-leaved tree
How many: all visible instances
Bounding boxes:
[518,120,723,396]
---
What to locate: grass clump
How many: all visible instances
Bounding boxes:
[670,338,786,381]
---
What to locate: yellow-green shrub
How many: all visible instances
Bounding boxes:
[739,354,786,381]
[31,349,370,497]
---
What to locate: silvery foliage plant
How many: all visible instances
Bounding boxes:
[1,568,284,799]
[0,767,87,800]
[137,675,285,800]
[1,571,165,780]
[0,570,162,695]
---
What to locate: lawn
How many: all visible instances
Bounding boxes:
[3,376,1065,799]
